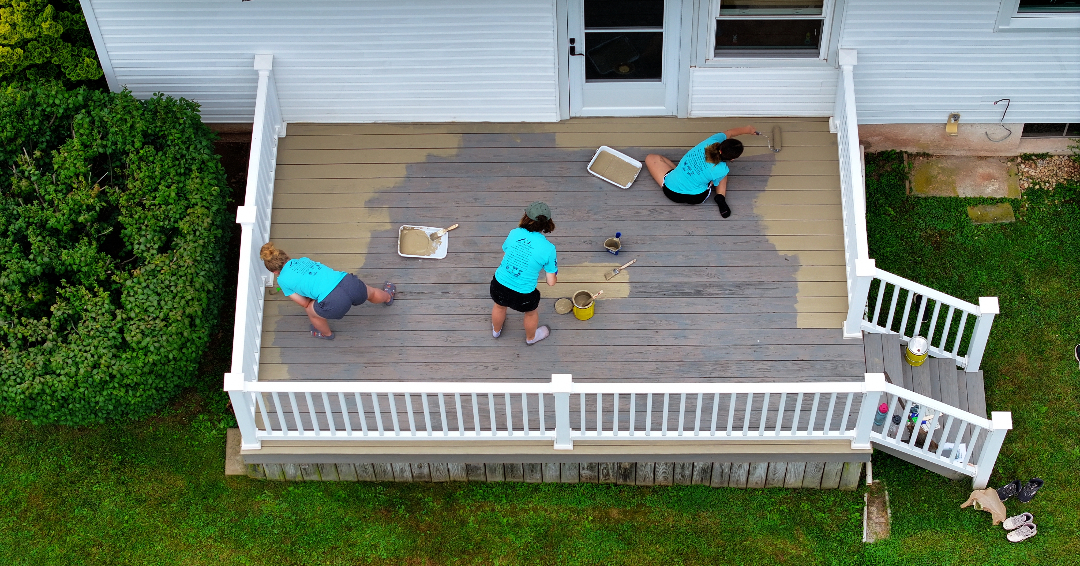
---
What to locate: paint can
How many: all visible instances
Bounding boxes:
[572,290,596,321]
[605,232,622,255]
[554,298,573,315]
[905,336,929,366]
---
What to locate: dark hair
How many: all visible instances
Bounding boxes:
[519,214,555,234]
[706,139,744,164]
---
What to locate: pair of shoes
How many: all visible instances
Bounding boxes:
[492,323,502,339]
[998,478,1043,503]
[713,194,731,218]
[309,324,335,341]
[1003,513,1037,542]
[526,325,550,345]
[382,281,396,306]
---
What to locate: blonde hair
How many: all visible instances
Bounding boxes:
[705,142,723,165]
[260,242,290,272]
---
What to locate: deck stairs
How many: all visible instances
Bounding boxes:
[863,332,988,479]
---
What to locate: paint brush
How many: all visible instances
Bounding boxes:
[604,258,636,280]
[431,223,459,241]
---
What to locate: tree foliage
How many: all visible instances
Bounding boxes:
[0,84,228,424]
[0,0,103,86]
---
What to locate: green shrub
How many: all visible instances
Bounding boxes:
[0,0,103,86]
[0,84,228,425]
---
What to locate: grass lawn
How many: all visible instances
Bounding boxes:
[1,148,1077,565]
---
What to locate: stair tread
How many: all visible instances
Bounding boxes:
[864,332,986,417]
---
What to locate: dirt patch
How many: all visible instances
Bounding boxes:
[864,481,891,542]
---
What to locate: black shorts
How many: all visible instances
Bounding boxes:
[490,276,541,313]
[313,274,367,319]
[663,184,712,205]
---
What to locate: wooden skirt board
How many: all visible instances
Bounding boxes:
[262,118,858,383]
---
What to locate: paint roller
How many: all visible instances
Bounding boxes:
[756,126,782,153]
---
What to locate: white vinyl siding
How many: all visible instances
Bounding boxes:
[840,0,1080,124]
[86,0,560,123]
[688,66,838,117]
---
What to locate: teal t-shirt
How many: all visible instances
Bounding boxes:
[276,258,347,302]
[494,228,558,294]
[663,133,730,195]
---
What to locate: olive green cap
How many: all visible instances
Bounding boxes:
[525,201,552,221]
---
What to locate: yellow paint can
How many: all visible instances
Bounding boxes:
[572,290,596,321]
[905,336,929,366]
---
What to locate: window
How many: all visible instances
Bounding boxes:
[712,0,827,58]
[1021,123,1080,137]
[996,0,1080,30]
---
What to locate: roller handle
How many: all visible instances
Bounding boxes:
[434,224,459,237]
[617,258,637,271]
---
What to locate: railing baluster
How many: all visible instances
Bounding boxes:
[538,393,546,434]
[388,392,401,436]
[742,393,753,436]
[807,393,821,435]
[471,393,480,435]
[899,291,915,339]
[597,393,603,437]
[421,393,432,437]
[321,392,335,435]
[774,393,787,435]
[629,393,636,436]
[521,393,529,436]
[487,393,496,437]
[645,393,653,436]
[694,393,703,436]
[371,393,383,435]
[678,393,687,437]
[257,392,272,435]
[580,392,587,435]
[613,392,619,437]
[885,284,900,332]
[710,392,720,436]
[504,392,513,436]
[337,392,351,435]
[824,393,837,434]
[271,392,288,435]
[758,392,770,435]
[952,312,969,357]
[662,393,670,436]
[905,404,922,448]
[289,392,305,434]
[926,302,942,347]
[455,393,464,436]
[790,393,804,435]
[964,427,982,466]
[939,307,956,353]
[726,393,737,436]
[871,279,886,326]
[936,415,956,457]
[404,392,416,436]
[438,393,448,437]
[355,392,368,435]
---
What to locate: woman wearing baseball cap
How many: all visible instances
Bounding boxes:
[490,202,558,345]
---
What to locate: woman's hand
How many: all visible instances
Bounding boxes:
[725,125,758,138]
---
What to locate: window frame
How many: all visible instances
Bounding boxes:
[699,0,840,65]
[995,0,1080,31]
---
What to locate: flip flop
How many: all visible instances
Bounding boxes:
[1017,478,1043,503]
[1002,512,1033,531]
[382,281,396,306]
[1006,523,1037,542]
[309,324,335,341]
[997,479,1021,501]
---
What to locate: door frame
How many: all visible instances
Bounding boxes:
[556,0,692,119]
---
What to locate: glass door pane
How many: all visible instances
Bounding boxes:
[584,0,664,82]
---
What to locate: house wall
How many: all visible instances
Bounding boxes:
[840,0,1080,124]
[687,66,840,118]
[83,0,560,123]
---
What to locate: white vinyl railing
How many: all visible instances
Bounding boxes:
[225,54,284,449]
[867,383,1011,489]
[834,49,997,372]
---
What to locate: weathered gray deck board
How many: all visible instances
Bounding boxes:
[262,119,857,384]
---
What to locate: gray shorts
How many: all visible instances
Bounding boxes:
[313,274,367,319]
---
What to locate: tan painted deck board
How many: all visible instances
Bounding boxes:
[262,119,858,383]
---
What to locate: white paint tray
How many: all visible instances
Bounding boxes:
[587,146,642,189]
[397,225,449,259]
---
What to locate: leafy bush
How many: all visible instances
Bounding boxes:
[0,84,228,424]
[0,0,103,86]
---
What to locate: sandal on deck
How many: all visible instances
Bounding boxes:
[1006,523,1037,542]
[997,479,1021,501]
[1002,512,1033,531]
[1017,478,1044,503]
[309,324,335,341]
[383,281,396,306]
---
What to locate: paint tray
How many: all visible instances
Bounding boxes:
[587,146,642,189]
[398,225,449,259]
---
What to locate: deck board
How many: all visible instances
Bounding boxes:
[261,118,859,383]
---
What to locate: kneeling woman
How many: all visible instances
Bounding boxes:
[260,242,396,340]
[490,202,558,345]
[644,125,757,218]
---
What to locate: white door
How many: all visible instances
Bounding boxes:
[567,0,682,116]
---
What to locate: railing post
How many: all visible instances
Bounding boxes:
[225,372,262,450]
[845,258,876,338]
[964,297,999,372]
[852,373,886,449]
[552,374,573,450]
[972,412,1012,489]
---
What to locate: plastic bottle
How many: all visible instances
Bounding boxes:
[873,402,889,426]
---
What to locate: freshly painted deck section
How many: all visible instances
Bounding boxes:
[261,118,860,383]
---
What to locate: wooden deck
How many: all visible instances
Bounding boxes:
[260,118,864,383]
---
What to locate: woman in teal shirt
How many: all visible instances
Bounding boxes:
[260,242,396,340]
[490,202,558,345]
[644,125,758,218]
